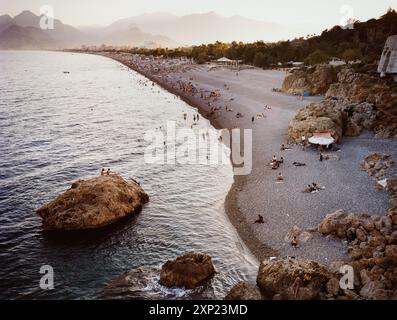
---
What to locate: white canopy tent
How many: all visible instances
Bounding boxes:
[308,132,335,146]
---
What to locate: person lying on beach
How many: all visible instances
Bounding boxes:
[254,214,265,224]
[292,161,306,167]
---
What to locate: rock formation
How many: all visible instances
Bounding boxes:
[360,153,394,182]
[224,282,263,300]
[288,100,344,142]
[256,257,337,300]
[282,65,337,95]
[325,67,397,138]
[282,63,397,139]
[288,100,377,143]
[37,175,149,230]
[316,155,397,300]
[159,252,216,289]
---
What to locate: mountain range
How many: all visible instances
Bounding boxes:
[0,10,304,50]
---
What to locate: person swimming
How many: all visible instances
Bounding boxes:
[276,172,284,181]
[279,157,284,164]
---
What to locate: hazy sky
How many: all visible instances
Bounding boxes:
[0,0,395,31]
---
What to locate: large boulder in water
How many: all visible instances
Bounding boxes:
[159,252,216,289]
[37,175,149,230]
[256,257,335,300]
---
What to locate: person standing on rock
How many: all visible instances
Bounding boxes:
[101,168,105,176]
[106,168,110,176]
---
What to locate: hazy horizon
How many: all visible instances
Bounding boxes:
[1,0,395,39]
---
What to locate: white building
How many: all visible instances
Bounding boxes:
[378,35,397,81]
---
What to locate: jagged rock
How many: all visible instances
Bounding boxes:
[159,253,215,289]
[36,175,149,230]
[224,282,263,300]
[282,65,337,95]
[359,281,391,300]
[288,99,377,143]
[318,210,357,237]
[343,102,377,136]
[288,100,344,143]
[256,257,334,300]
[326,278,341,296]
[385,245,397,263]
[325,67,397,138]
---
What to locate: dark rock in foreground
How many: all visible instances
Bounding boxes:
[224,282,263,300]
[160,252,216,289]
[37,175,149,230]
[256,257,336,300]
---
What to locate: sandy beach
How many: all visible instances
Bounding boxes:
[100,52,397,266]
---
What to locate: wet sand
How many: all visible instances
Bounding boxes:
[100,53,397,265]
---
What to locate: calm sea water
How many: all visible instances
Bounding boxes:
[0,51,257,299]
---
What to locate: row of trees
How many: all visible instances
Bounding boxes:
[100,9,397,68]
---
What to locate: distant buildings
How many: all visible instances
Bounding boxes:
[378,35,397,81]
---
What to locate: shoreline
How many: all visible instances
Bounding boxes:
[95,52,275,261]
[89,51,395,266]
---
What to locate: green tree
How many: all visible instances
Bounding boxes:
[305,49,329,65]
[342,48,362,62]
